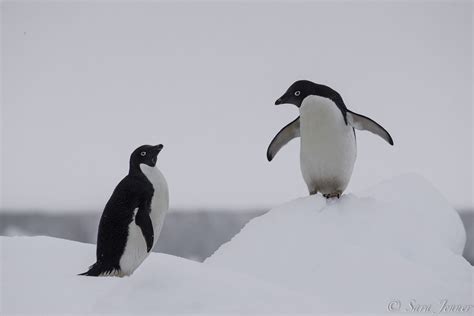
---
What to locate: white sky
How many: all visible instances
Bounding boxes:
[1,1,472,212]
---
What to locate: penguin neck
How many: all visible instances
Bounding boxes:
[300,95,348,124]
[129,162,150,179]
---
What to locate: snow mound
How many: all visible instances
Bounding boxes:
[1,174,471,314]
[206,174,472,313]
[0,236,327,314]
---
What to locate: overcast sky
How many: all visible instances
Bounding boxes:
[1,1,472,212]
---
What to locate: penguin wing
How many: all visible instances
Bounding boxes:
[267,117,300,161]
[346,111,394,145]
[96,178,154,262]
[135,203,154,252]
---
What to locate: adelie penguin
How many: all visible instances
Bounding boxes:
[79,144,169,277]
[267,80,394,199]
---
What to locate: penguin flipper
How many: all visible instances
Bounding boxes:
[135,206,154,252]
[267,117,300,161]
[346,110,394,145]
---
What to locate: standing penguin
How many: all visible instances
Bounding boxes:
[80,144,169,277]
[267,80,393,198]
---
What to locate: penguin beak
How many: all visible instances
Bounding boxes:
[275,94,285,105]
[150,144,163,166]
[153,144,164,154]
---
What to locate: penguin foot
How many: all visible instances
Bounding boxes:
[323,192,341,199]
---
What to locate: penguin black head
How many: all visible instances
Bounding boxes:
[275,80,344,109]
[130,144,164,170]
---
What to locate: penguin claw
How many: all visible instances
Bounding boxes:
[323,192,341,199]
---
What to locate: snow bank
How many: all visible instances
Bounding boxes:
[206,174,472,313]
[0,236,328,314]
[1,174,471,314]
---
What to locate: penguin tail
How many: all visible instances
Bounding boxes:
[78,262,102,276]
[78,262,120,277]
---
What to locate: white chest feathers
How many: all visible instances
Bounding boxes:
[139,164,169,244]
[299,95,357,194]
[119,164,169,276]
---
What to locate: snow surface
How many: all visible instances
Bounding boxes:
[206,174,472,313]
[1,174,472,314]
[0,236,327,314]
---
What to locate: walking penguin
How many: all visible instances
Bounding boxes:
[80,144,169,277]
[267,80,393,199]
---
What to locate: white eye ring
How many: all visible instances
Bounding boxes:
[294,91,301,96]
[140,151,146,157]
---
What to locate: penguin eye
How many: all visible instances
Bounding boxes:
[140,151,146,157]
[294,91,301,96]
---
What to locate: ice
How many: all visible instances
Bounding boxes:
[206,174,472,313]
[1,174,471,314]
[0,236,326,314]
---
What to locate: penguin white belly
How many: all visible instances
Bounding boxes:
[299,95,357,195]
[119,165,169,276]
[139,164,169,247]
[119,209,149,276]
